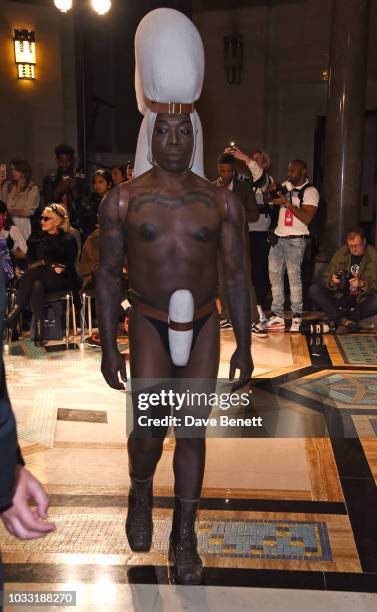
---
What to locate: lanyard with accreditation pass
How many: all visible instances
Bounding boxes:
[284,200,294,226]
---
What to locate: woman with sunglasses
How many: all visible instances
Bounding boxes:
[4,204,79,346]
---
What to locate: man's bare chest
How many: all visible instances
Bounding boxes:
[126,190,221,243]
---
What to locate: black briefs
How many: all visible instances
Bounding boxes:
[144,313,212,357]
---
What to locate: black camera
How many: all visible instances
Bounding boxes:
[335,269,351,292]
[263,183,289,204]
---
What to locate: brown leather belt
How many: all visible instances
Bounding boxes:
[131,298,217,331]
[145,99,195,115]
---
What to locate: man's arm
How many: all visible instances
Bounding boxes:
[0,271,55,539]
[244,184,259,223]
[97,186,128,389]
[219,190,253,390]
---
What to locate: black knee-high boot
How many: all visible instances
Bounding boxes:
[125,474,153,552]
[34,318,45,347]
[169,496,202,585]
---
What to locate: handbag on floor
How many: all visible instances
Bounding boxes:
[30,303,63,340]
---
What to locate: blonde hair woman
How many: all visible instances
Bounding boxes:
[4,204,80,346]
[48,203,81,267]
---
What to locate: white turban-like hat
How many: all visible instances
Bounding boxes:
[133,8,205,178]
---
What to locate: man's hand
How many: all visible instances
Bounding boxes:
[229,347,253,392]
[0,467,55,540]
[349,276,362,290]
[54,177,75,197]
[331,274,341,285]
[272,193,289,207]
[101,349,127,390]
[224,146,250,163]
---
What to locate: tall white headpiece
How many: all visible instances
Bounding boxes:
[133,8,205,178]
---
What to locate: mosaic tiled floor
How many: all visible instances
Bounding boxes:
[283,371,377,411]
[4,330,377,592]
[0,514,331,562]
[335,335,377,365]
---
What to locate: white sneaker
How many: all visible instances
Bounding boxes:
[266,315,285,332]
[290,316,302,333]
[251,323,268,338]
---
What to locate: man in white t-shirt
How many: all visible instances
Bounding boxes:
[267,159,319,332]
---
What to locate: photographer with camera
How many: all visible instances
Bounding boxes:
[308,229,377,332]
[266,159,319,332]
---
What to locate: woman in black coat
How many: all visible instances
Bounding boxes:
[4,203,79,346]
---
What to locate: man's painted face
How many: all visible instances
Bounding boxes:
[217,163,234,186]
[151,114,194,173]
[57,154,73,175]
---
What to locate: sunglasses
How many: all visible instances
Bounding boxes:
[41,216,54,222]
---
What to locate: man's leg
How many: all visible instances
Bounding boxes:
[169,312,220,584]
[268,239,286,328]
[250,231,270,309]
[358,293,377,320]
[308,283,340,321]
[126,309,174,552]
[285,237,306,319]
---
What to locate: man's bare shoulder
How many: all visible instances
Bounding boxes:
[128,170,154,189]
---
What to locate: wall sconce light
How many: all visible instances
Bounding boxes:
[321,68,329,82]
[14,29,36,80]
[54,0,73,11]
[224,35,244,85]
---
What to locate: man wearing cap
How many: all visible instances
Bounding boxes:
[97,9,252,585]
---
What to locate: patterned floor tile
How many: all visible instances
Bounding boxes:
[283,371,377,411]
[335,335,377,366]
[0,513,331,562]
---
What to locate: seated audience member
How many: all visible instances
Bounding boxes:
[111,163,127,186]
[42,144,89,227]
[0,160,40,241]
[78,169,112,244]
[79,224,100,348]
[4,204,79,346]
[79,225,99,290]
[50,203,81,272]
[309,228,377,332]
[0,201,27,261]
[79,224,129,349]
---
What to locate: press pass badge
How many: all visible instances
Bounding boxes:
[284,207,294,227]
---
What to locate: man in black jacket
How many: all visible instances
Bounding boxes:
[0,270,55,590]
[214,153,264,335]
[41,144,89,228]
